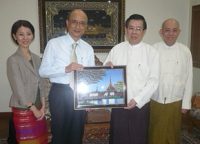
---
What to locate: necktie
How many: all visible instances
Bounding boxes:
[70,43,78,89]
[71,43,78,62]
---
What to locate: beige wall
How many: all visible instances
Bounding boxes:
[0,0,199,112]
[0,0,41,112]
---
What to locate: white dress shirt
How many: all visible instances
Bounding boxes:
[152,42,193,109]
[104,41,159,108]
[39,33,95,85]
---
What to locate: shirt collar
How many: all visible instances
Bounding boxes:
[128,41,143,48]
[162,41,177,49]
[67,33,81,45]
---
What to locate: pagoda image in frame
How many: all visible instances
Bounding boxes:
[74,66,127,109]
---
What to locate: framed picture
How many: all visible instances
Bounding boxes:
[38,0,125,53]
[74,66,127,109]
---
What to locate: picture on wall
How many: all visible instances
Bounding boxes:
[38,0,125,53]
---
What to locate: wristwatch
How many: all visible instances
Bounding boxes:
[27,103,34,109]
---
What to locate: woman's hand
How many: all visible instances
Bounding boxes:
[30,105,44,120]
[38,105,46,120]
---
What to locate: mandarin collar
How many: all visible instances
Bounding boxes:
[163,42,176,49]
[129,41,143,48]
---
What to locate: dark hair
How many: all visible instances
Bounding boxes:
[11,20,35,45]
[125,14,147,30]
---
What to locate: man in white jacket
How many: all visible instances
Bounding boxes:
[149,18,193,144]
[104,14,159,144]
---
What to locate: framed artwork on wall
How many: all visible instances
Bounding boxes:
[38,0,125,53]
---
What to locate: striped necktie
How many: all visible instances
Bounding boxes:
[71,43,78,62]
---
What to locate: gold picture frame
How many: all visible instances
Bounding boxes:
[38,0,125,53]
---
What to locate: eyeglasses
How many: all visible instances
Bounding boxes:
[128,26,144,33]
[69,19,87,27]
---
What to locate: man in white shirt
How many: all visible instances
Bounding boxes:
[39,9,95,144]
[104,14,159,144]
[149,18,193,144]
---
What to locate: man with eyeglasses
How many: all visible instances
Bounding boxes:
[104,14,159,144]
[39,9,95,144]
[149,18,193,144]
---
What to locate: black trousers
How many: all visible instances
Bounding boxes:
[49,83,86,144]
[109,103,150,144]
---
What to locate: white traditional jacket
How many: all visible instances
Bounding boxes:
[104,41,159,108]
[152,41,193,109]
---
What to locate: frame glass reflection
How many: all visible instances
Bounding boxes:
[74,66,127,109]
